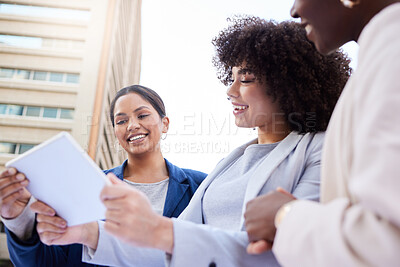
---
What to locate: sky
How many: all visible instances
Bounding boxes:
[140,0,359,173]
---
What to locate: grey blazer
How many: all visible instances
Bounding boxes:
[169,131,323,267]
[83,131,324,267]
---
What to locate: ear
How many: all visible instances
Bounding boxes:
[162,116,170,133]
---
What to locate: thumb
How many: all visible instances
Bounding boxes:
[107,173,123,185]
[276,187,296,199]
[247,240,272,254]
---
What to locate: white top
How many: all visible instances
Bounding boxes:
[124,178,169,215]
[203,143,278,230]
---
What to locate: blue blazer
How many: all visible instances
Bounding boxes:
[6,159,206,267]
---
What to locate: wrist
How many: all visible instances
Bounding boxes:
[81,222,99,250]
[152,216,174,253]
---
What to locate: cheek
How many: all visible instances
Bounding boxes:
[114,128,125,142]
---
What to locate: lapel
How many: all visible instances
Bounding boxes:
[162,159,189,218]
[103,160,127,180]
[179,139,257,222]
[239,131,303,228]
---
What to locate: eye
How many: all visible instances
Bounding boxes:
[116,119,127,125]
[138,114,150,119]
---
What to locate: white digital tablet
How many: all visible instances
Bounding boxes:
[6,132,110,226]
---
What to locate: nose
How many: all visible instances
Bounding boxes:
[226,81,239,100]
[127,118,140,131]
[290,1,299,18]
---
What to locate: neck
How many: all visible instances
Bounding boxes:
[257,124,290,144]
[355,0,400,41]
[124,150,168,183]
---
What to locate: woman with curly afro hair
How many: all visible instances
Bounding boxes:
[213,16,351,134]
[71,17,352,267]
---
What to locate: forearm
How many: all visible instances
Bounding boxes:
[273,198,400,266]
[169,219,279,267]
[82,221,166,266]
[1,197,35,240]
[5,227,73,267]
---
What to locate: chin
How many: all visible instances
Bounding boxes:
[314,39,340,55]
[235,122,253,129]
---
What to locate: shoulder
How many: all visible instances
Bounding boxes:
[102,160,126,180]
[291,132,325,161]
[301,132,325,163]
[165,159,207,186]
[301,131,325,150]
[180,168,207,185]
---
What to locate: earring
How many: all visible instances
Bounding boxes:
[161,133,167,140]
[340,0,360,8]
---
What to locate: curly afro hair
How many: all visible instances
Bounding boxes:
[212,16,351,133]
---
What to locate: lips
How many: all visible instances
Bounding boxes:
[304,24,312,36]
[127,133,148,143]
[232,103,249,115]
[300,21,313,38]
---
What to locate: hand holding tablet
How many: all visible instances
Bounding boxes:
[6,132,110,226]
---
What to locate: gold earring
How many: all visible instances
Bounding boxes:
[340,0,360,8]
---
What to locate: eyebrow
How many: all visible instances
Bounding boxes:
[114,106,151,117]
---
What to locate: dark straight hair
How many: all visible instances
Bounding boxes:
[110,85,166,127]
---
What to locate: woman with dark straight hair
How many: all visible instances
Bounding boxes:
[1,85,206,266]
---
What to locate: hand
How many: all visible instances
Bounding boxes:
[244,187,295,254]
[31,200,99,249]
[0,168,31,219]
[101,173,174,253]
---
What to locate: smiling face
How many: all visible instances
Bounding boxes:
[227,66,284,131]
[113,93,169,156]
[290,0,357,54]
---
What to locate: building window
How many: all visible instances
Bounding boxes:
[0,104,74,120]
[15,69,30,79]
[0,34,41,49]
[0,142,35,155]
[66,73,80,84]
[0,104,6,114]
[0,3,91,21]
[0,68,80,85]
[33,71,47,81]
[18,144,35,154]
[0,142,16,154]
[25,106,41,117]
[60,109,74,119]
[7,105,23,115]
[49,72,63,82]
[43,107,58,118]
[0,34,85,51]
[0,68,14,78]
